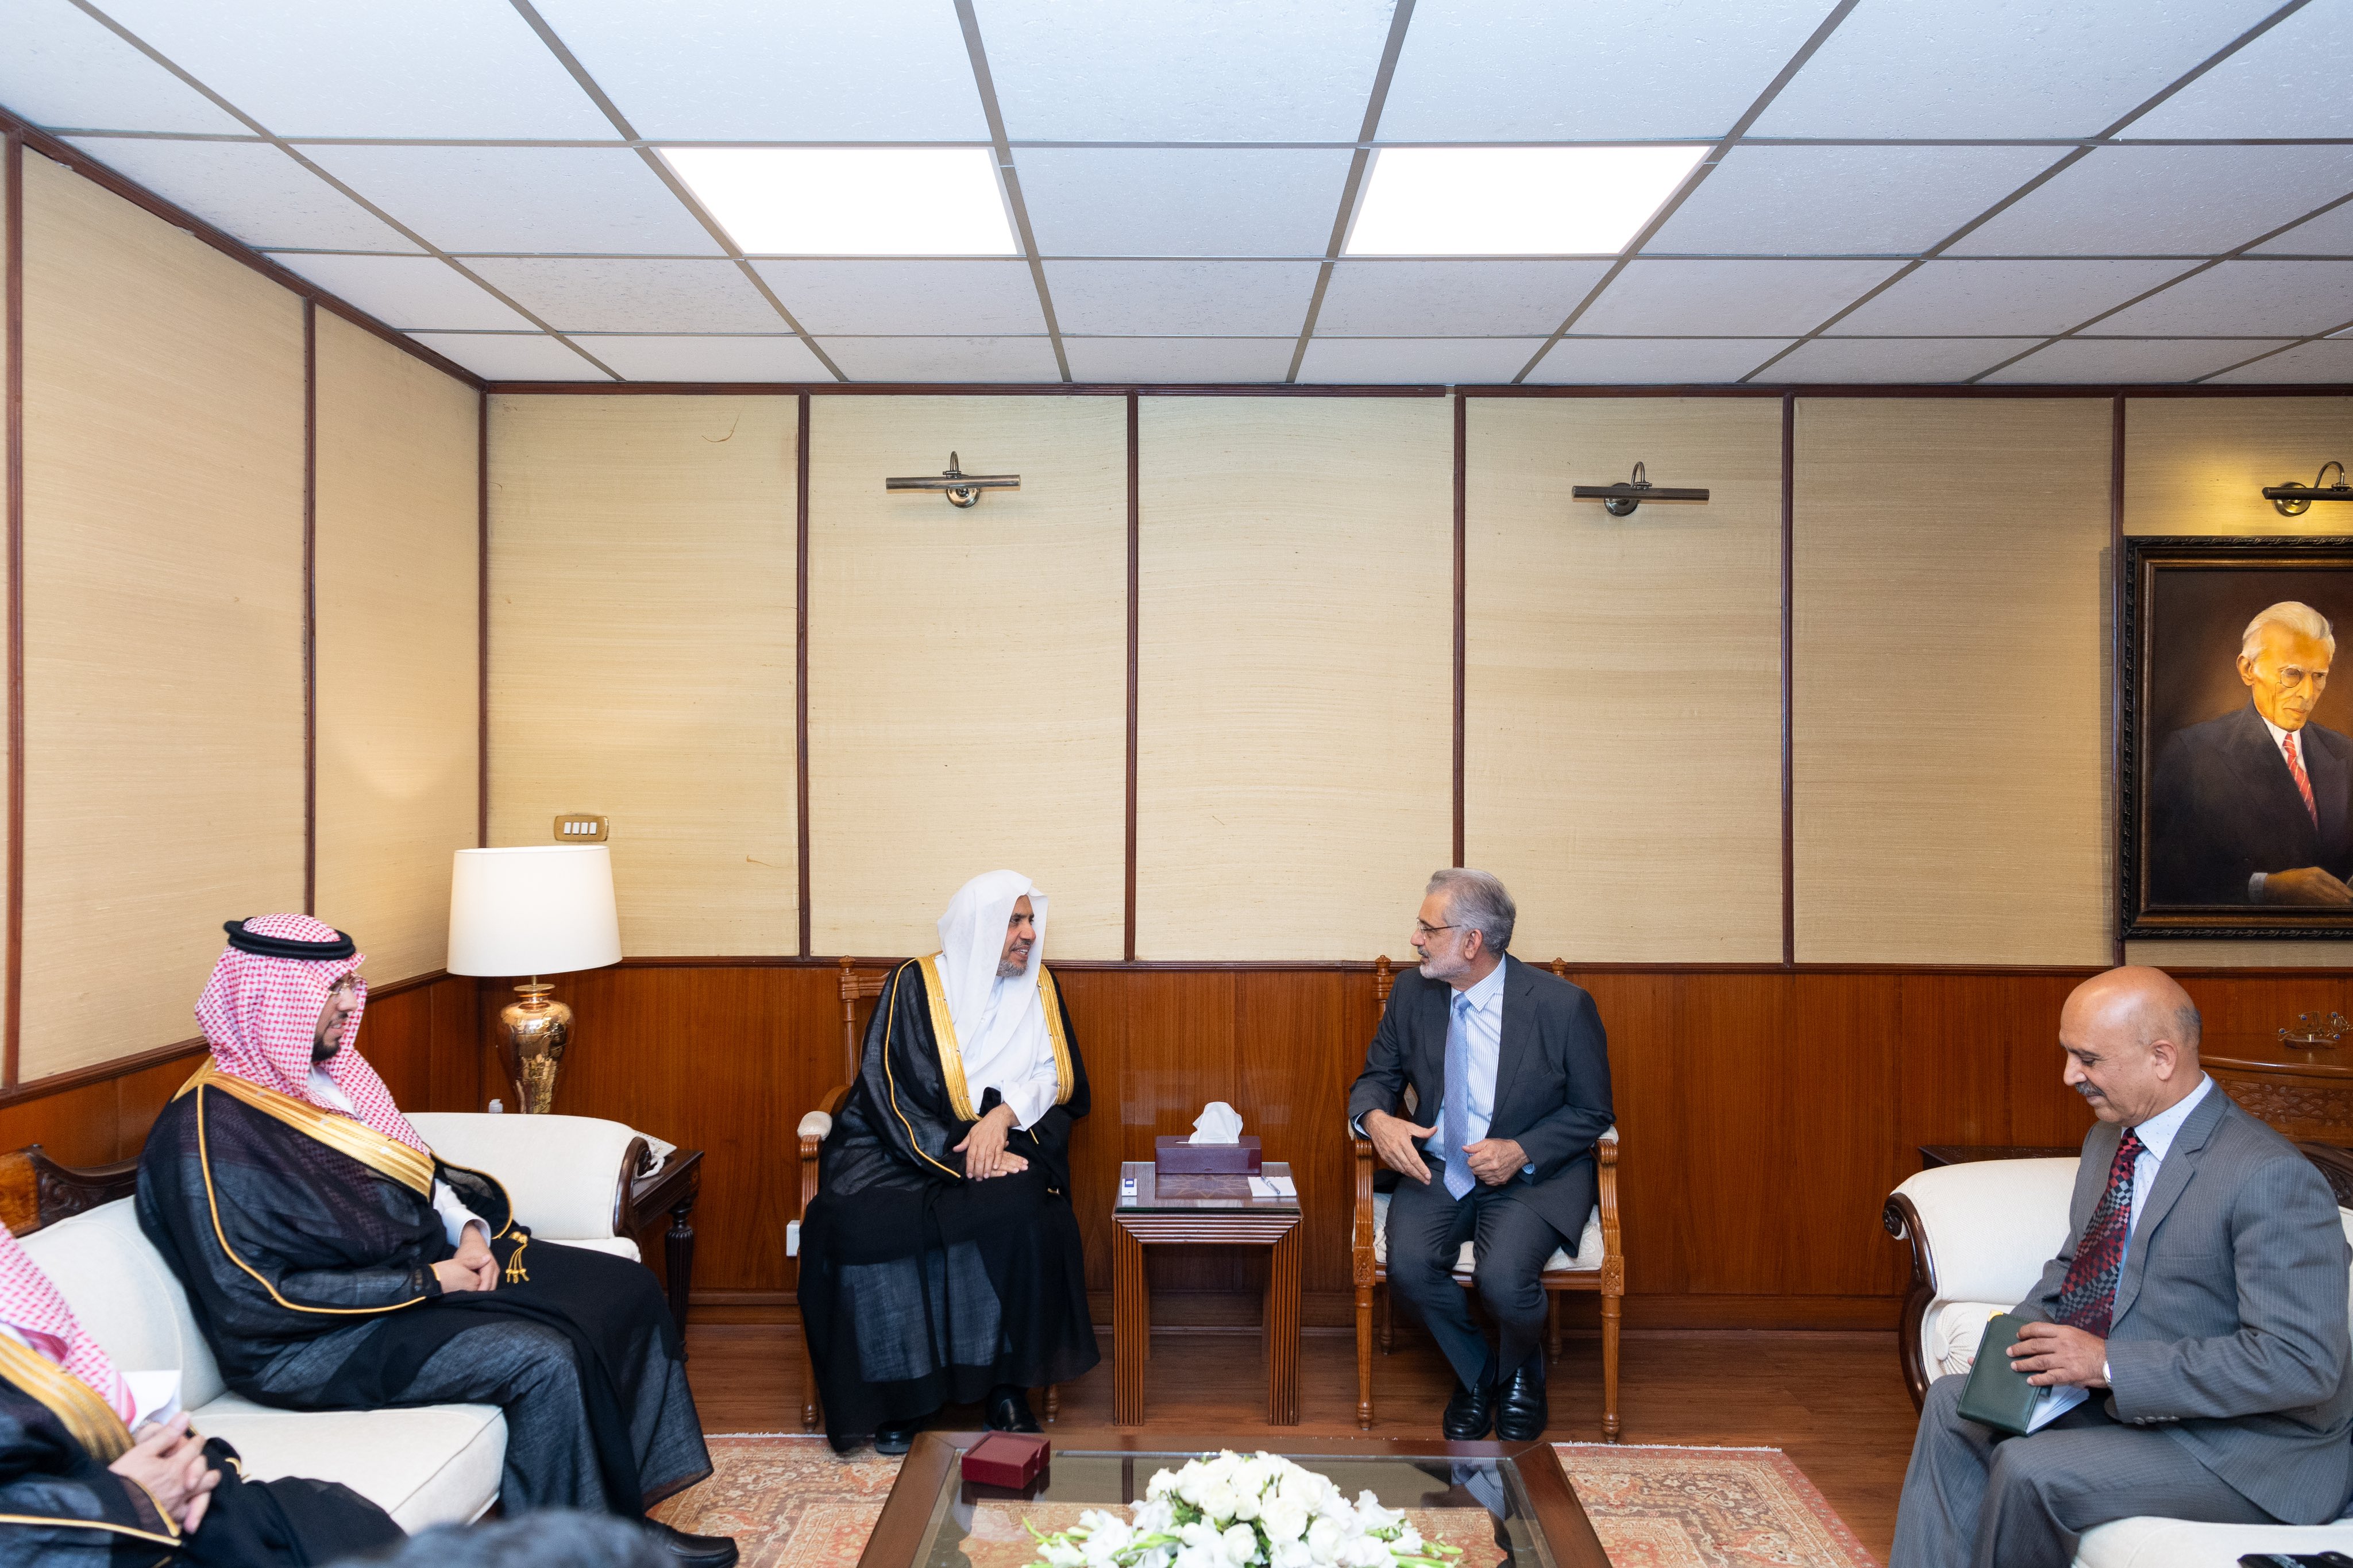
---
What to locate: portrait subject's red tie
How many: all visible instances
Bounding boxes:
[2285,732,2319,828]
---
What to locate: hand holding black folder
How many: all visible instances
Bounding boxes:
[1958,1314,2067,1436]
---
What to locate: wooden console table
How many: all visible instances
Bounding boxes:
[2204,1035,2353,1145]
[1112,1160,1302,1426]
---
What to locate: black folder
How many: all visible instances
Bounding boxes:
[1956,1314,2043,1436]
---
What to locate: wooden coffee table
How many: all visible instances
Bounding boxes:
[859,1431,1609,1568]
[1113,1160,1301,1426]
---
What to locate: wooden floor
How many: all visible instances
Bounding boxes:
[683,1321,1919,1562]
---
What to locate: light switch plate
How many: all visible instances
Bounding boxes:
[554,813,608,841]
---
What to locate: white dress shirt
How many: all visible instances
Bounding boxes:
[2117,1072,2212,1273]
[307,1067,484,1248]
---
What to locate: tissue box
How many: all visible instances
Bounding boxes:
[962,1432,1050,1489]
[1154,1135,1262,1175]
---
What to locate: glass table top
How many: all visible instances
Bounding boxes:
[1114,1160,1302,1215]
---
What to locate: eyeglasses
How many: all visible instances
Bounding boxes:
[1413,921,1459,939]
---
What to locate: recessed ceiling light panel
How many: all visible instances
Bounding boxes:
[659,146,1019,256]
[1345,146,1707,257]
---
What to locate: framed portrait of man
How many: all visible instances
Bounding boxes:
[2123,535,2353,939]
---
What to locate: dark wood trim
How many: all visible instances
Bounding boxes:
[1452,389,1467,868]
[476,391,488,848]
[0,110,483,393]
[593,952,2346,978]
[483,381,1451,398]
[3,130,21,1090]
[302,300,317,916]
[794,392,812,959]
[1883,1192,1934,1411]
[2109,392,2127,967]
[1124,391,1140,961]
[1780,392,1796,966]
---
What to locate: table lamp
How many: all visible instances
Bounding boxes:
[447,845,623,1114]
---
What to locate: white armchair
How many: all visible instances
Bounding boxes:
[1885,1154,2353,1568]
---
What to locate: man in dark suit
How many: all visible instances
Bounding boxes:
[2151,600,2351,905]
[1894,967,2353,1567]
[1345,869,1613,1442]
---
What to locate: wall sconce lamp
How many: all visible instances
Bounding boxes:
[2263,461,2351,517]
[885,451,1021,509]
[1570,461,1709,517]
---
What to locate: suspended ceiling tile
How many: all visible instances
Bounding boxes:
[2253,200,2353,257]
[95,0,614,140]
[2092,261,2353,337]
[2127,0,2353,138]
[977,0,1395,141]
[1766,337,2042,383]
[1316,260,1611,335]
[267,253,534,330]
[570,334,833,383]
[2204,338,2353,383]
[1828,258,2197,335]
[751,260,1046,335]
[1045,261,1320,335]
[1061,338,1296,383]
[298,144,724,255]
[1982,337,2298,383]
[533,0,988,141]
[1750,0,2284,137]
[1524,337,1797,384]
[1949,145,2353,257]
[59,138,423,251]
[0,0,248,133]
[464,257,781,333]
[820,335,1064,382]
[1295,337,1540,384]
[1648,145,2067,256]
[1016,148,1353,258]
[1573,258,1905,335]
[406,331,612,380]
[1380,0,1837,141]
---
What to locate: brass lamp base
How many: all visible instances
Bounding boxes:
[496,979,572,1114]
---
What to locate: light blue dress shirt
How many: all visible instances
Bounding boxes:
[1432,960,1509,1165]
[2117,1072,2212,1274]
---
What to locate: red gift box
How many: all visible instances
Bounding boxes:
[1153,1135,1262,1175]
[962,1432,1050,1489]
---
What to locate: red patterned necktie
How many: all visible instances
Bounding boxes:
[2285,732,2319,828]
[2052,1129,2144,1339]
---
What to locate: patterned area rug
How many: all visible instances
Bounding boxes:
[653,1436,1877,1567]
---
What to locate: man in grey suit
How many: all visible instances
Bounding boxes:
[1345,869,1614,1442]
[1895,966,2353,1567]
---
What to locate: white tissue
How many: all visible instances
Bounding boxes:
[1189,1100,1244,1144]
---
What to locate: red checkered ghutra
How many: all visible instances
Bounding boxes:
[2051,1129,2143,1339]
[0,1225,133,1422]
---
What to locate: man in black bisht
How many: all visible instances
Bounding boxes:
[134,914,736,1566]
[798,870,1099,1454]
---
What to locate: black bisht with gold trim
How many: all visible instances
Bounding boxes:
[797,956,1098,1444]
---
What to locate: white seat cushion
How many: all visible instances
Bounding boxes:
[1927,1301,2011,1380]
[545,1236,641,1261]
[2076,1513,2353,1568]
[191,1392,504,1533]
[1371,1191,1603,1273]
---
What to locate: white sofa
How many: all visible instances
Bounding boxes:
[17,1111,655,1534]
[1888,1156,2353,1568]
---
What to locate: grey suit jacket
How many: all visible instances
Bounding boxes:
[2016,1088,2353,1523]
[1343,956,1613,1239]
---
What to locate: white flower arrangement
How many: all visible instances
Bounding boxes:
[1022,1450,1465,1568]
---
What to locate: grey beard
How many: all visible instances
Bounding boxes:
[997,957,1027,979]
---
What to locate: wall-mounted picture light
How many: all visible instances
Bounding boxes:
[1570,461,1709,517]
[2263,461,2351,517]
[885,451,1021,509]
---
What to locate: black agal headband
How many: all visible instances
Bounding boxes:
[223,920,356,961]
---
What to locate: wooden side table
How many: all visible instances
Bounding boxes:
[620,1144,704,1339]
[1112,1160,1302,1426]
[2204,1035,2353,1145]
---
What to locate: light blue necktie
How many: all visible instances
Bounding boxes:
[1442,994,1475,1201]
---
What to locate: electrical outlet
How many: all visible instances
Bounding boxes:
[554,814,608,841]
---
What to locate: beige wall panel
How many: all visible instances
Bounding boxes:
[807,397,1126,957]
[1135,398,1453,960]
[2125,397,2353,536]
[17,155,306,1077]
[1793,399,2111,965]
[2127,939,2352,968]
[1465,398,1783,961]
[314,314,480,985]
[488,396,796,956]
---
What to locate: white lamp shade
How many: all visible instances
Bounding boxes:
[447,846,623,977]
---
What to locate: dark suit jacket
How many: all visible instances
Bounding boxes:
[2016,1088,2353,1524]
[2150,702,2353,904]
[1344,955,1614,1239]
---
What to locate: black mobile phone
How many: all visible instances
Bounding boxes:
[2238,1554,2353,1567]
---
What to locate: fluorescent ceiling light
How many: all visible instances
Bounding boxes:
[1345,146,1706,256]
[659,147,1018,256]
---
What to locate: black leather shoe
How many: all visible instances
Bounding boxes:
[643,1517,740,1567]
[985,1384,1043,1433]
[1494,1363,1548,1440]
[874,1417,923,1455]
[1441,1378,1495,1440]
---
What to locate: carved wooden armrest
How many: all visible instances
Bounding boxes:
[1351,1136,1375,1267]
[0,1146,141,1237]
[799,1084,850,1216]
